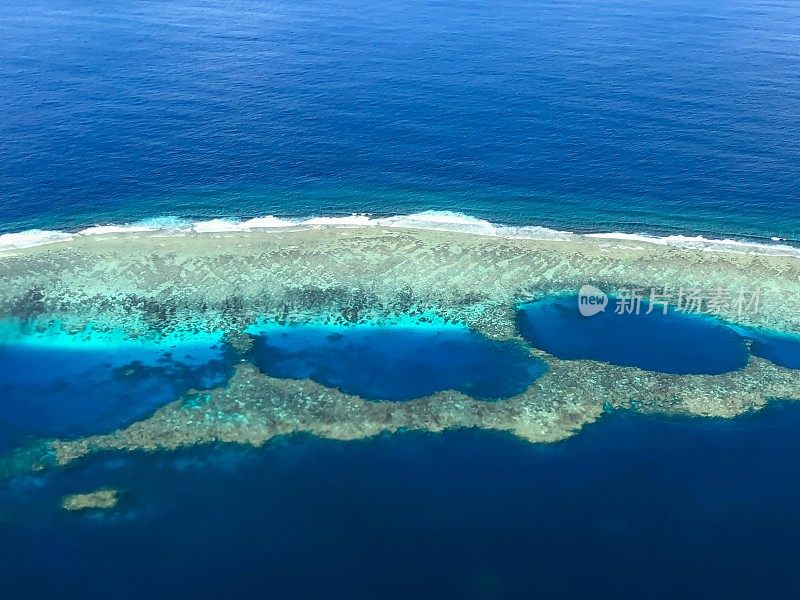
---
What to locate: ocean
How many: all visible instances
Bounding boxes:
[1,0,798,240]
[2,0,800,597]
[3,408,800,598]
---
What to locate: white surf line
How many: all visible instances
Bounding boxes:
[1,211,798,257]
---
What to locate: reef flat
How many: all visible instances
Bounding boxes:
[1,226,799,339]
[1,226,799,476]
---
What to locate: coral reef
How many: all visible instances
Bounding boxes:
[45,352,800,469]
[0,227,797,477]
[61,489,119,511]
[0,227,798,340]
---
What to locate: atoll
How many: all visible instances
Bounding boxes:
[0,226,797,477]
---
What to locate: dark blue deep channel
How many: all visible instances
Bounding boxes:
[248,324,546,400]
[3,405,800,598]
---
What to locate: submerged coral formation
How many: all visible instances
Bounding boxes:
[44,351,800,468]
[62,489,119,511]
[0,226,798,476]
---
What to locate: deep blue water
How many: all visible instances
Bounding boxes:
[2,405,800,599]
[1,0,799,240]
[250,324,546,400]
[0,338,235,453]
[518,296,750,374]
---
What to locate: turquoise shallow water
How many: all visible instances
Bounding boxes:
[3,310,796,456]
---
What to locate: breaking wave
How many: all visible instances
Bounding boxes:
[1,211,799,257]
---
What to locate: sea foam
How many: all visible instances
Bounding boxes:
[0,229,76,250]
[586,232,800,257]
[1,211,799,257]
